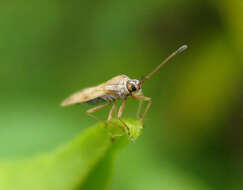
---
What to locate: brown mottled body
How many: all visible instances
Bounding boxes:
[61,75,131,106]
[61,75,149,134]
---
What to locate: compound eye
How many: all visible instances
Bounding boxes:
[131,85,136,91]
[127,81,138,92]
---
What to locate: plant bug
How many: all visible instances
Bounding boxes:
[61,45,188,134]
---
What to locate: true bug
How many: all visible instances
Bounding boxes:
[61,45,187,134]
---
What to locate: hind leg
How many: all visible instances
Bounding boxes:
[86,103,110,125]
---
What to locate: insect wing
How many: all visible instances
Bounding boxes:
[61,85,107,106]
[61,75,129,106]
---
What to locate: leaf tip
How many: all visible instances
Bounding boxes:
[105,119,143,141]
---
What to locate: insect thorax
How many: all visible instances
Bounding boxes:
[84,78,129,105]
[105,78,130,97]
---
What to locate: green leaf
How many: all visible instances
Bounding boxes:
[0,119,142,190]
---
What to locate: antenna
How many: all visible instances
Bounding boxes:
[139,45,188,85]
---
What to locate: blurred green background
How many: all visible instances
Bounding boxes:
[0,0,242,190]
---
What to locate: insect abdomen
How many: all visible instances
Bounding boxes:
[84,97,105,105]
[84,94,119,105]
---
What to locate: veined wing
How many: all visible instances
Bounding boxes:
[61,75,129,106]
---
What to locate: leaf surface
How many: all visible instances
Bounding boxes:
[0,119,142,190]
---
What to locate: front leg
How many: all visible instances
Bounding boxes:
[131,95,152,126]
[135,91,144,118]
[137,100,143,119]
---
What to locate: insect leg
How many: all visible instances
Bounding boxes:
[132,96,152,126]
[136,100,143,119]
[107,101,128,138]
[117,98,130,135]
[86,103,110,125]
[107,102,117,122]
[136,91,144,118]
[87,103,124,140]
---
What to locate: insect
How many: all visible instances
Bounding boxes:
[61,45,187,134]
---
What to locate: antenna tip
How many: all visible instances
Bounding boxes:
[177,44,188,54]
